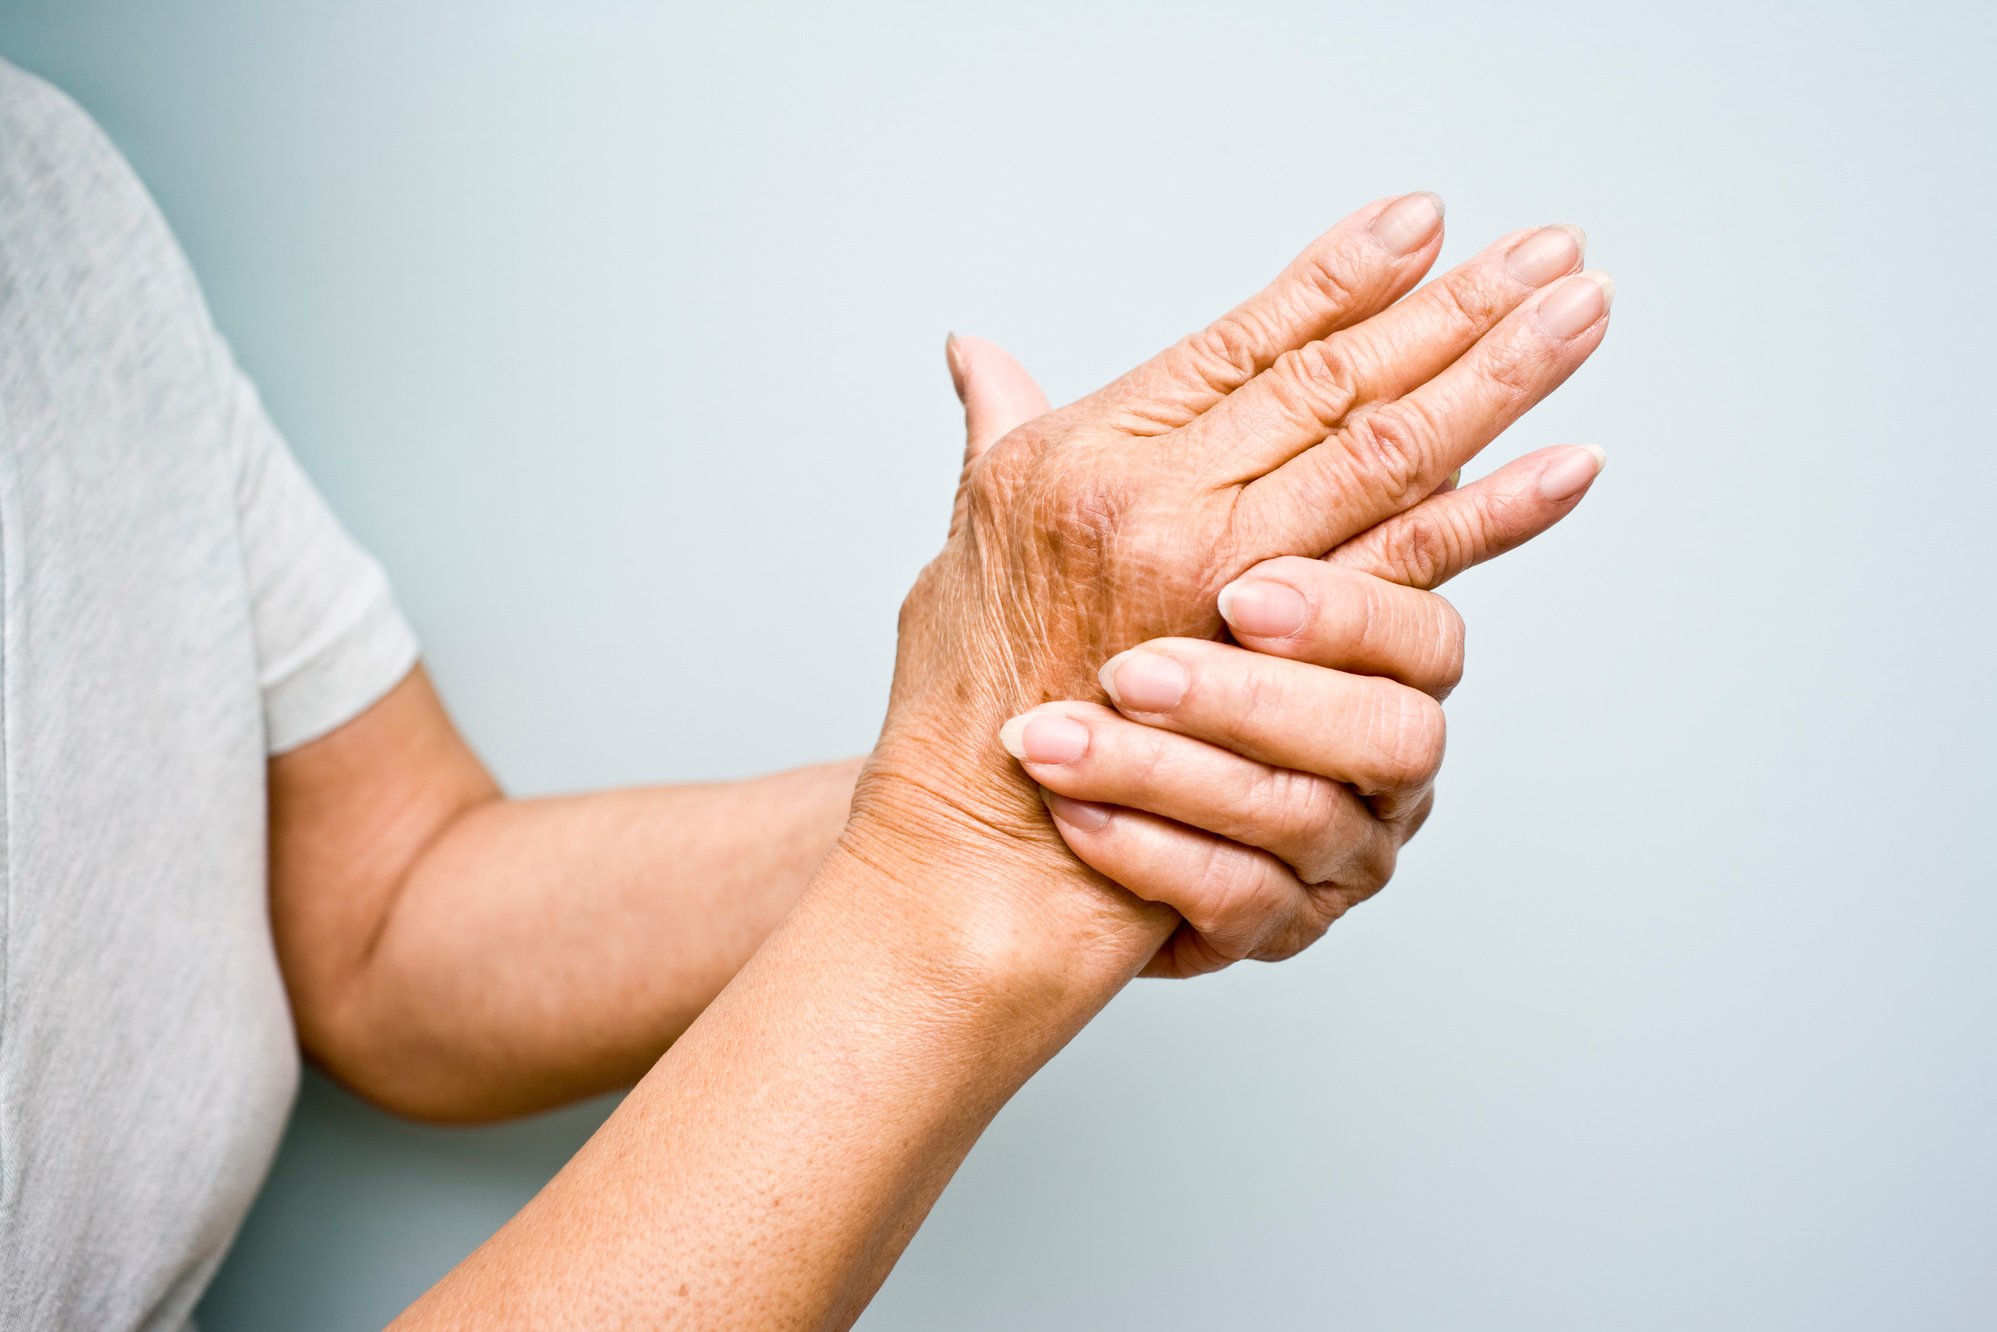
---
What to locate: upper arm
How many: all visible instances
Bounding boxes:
[216,359,495,1053]
[268,666,498,1066]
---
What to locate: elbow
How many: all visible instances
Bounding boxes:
[294,986,522,1126]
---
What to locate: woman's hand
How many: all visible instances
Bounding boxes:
[999,444,1606,978]
[400,198,1613,1331]
[852,195,1610,986]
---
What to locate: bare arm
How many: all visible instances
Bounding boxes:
[395,826,1166,1327]
[269,666,860,1122]
[392,448,1612,1326]
[390,195,1611,1327]
[272,206,1598,1128]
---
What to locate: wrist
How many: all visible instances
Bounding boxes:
[822,754,1175,1029]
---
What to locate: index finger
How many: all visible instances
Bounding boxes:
[1241,269,1614,555]
[1088,193,1448,434]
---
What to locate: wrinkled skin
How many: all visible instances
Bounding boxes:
[949,334,1606,979]
[847,194,1611,975]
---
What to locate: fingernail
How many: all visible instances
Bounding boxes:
[945,331,966,397]
[1505,224,1584,286]
[1536,270,1614,338]
[1217,579,1307,639]
[1538,445,1607,501]
[1043,789,1113,832]
[1099,651,1188,713]
[1370,192,1444,255]
[998,710,1090,764]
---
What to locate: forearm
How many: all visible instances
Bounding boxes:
[395,829,1172,1329]
[314,755,861,1121]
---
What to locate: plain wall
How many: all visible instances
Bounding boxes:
[4,1,1993,1327]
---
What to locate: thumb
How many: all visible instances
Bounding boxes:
[947,333,1051,464]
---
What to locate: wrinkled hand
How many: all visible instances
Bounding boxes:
[1007,449,1604,977]
[850,196,1610,976]
[953,314,1606,977]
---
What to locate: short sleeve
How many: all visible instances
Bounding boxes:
[226,372,419,754]
[20,56,423,757]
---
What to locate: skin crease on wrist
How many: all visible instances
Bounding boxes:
[393,195,1612,1329]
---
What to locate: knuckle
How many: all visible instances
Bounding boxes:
[1344,401,1437,507]
[1267,340,1358,433]
[1251,917,1317,964]
[1430,267,1510,341]
[1270,883,1361,960]
[1296,247,1362,316]
[1468,481,1537,553]
[1370,686,1447,789]
[1398,788,1439,844]
[1183,318,1262,395]
[1481,337,1553,404]
[1182,840,1270,947]
[1254,766,1344,856]
[1289,789,1397,892]
[1432,596,1467,695]
[1383,499,1482,590]
[1348,832,1400,898]
[1372,512,1450,589]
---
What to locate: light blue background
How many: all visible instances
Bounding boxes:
[6,1,1994,1327]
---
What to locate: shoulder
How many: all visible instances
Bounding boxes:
[0,59,200,307]
[0,60,228,422]
[0,60,147,218]
[0,58,94,133]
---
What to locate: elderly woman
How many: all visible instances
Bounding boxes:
[0,62,1607,1330]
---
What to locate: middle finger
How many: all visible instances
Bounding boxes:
[1175,224,1586,484]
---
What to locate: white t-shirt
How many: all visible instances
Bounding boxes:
[0,62,418,1329]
